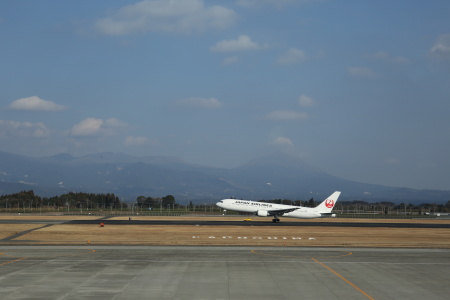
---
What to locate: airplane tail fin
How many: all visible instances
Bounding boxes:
[315,191,341,213]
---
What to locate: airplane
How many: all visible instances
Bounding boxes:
[216,191,341,223]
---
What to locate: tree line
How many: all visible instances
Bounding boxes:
[1,190,449,214]
[0,190,179,211]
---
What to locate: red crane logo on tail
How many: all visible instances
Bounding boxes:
[325,199,334,208]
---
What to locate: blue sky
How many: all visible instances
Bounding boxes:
[1,0,450,190]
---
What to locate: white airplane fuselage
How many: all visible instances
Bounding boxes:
[216,191,341,222]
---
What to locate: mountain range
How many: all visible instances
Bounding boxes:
[0,150,449,204]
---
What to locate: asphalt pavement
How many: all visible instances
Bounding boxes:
[64,219,450,228]
[1,246,449,299]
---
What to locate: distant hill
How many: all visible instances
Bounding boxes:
[0,150,449,204]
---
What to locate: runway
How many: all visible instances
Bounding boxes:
[64,219,450,228]
[2,217,450,229]
[1,246,449,299]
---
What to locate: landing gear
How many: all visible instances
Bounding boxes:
[272,217,280,223]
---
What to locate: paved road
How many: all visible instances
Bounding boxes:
[64,219,450,228]
[1,246,449,300]
[2,218,450,228]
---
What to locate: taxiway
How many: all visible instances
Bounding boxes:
[64,219,450,228]
[1,246,449,299]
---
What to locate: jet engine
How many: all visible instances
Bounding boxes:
[320,213,336,218]
[256,210,270,217]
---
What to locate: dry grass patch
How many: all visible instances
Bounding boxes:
[12,223,450,248]
[0,225,45,240]
[2,215,449,247]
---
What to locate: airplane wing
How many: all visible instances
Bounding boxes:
[267,207,299,216]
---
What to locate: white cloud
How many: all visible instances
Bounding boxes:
[124,136,150,146]
[71,118,104,136]
[94,0,237,35]
[176,97,222,109]
[70,118,128,137]
[0,120,50,138]
[266,110,308,121]
[277,48,307,64]
[347,67,376,78]
[9,96,66,111]
[363,51,409,64]
[272,136,294,148]
[210,35,267,52]
[429,33,450,58]
[104,118,128,128]
[298,95,315,107]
